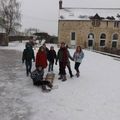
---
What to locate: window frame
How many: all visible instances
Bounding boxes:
[99,33,106,47]
[111,33,118,48]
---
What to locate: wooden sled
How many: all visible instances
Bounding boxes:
[44,73,55,84]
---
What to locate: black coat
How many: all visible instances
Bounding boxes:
[48,50,56,63]
[22,47,35,62]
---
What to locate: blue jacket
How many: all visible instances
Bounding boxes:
[73,51,84,63]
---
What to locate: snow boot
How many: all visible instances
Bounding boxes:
[41,85,51,92]
[47,82,53,89]
[58,75,63,80]
[62,75,67,81]
[76,72,80,77]
[70,74,74,78]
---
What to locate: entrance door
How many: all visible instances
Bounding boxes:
[88,33,94,49]
[88,39,93,47]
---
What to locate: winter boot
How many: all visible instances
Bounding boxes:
[47,82,53,89]
[62,75,67,81]
[70,74,74,78]
[58,75,63,80]
[42,85,51,92]
[76,72,80,77]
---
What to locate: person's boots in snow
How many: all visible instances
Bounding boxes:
[42,85,51,92]
[58,75,63,80]
[47,82,53,89]
[62,75,67,81]
[76,72,80,77]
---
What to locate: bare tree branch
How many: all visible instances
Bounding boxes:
[0,0,21,36]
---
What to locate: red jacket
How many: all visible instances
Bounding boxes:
[35,51,47,68]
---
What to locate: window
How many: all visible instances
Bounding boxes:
[112,34,118,48]
[100,33,106,47]
[112,41,117,48]
[88,33,94,39]
[106,21,109,27]
[88,33,94,47]
[92,20,101,27]
[113,34,118,40]
[114,21,119,28]
[71,32,76,40]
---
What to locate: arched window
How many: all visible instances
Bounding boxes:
[88,33,94,47]
[100,33,106,47]
[112,33,118,48]
[88,33,94,39]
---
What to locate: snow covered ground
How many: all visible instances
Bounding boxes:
[0,41,120,120]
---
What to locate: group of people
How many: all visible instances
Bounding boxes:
[22,41,84,91]
[56,42,84,81]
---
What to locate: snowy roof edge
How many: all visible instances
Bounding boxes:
[62,7,120,10]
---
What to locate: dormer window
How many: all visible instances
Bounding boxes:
[114,21,119,28]
[92,20,100,27]
[90,13,102,27]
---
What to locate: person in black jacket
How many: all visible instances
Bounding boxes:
[66,45,74,78]
[56,42,68,81]
[22,42,35,76]
[48,46,56,72]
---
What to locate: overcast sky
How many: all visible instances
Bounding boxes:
[20,0,120,35]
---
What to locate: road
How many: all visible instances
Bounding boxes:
[0,49,33,120]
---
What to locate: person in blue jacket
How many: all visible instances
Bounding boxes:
[73,46,84,77]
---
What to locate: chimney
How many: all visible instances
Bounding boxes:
[59,0,62,9]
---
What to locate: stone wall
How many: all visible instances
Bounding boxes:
[58,20,120,50]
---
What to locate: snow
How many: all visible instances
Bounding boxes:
[0,41,120,120]
[59,8,120,20]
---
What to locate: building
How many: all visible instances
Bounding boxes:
[0,27,7,46]
[58,0,120,50]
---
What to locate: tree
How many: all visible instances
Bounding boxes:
[49,35,58,43]
[34,32,50,43]
[0,0,21,45]
[24,28,40,36]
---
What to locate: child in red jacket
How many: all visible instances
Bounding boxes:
[35,46,47,69]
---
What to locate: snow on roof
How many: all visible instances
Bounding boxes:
[59,8,120,21]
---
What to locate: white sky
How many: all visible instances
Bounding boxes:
[20,0,120,35]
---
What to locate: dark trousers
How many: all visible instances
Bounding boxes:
[48,62,54,72]
[74,62,81,73]
[25,60,32,76]
[67,65,73,77]
[59,62,67,75]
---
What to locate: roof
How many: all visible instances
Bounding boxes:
[59,8,120,21]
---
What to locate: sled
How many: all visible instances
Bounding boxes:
[44,72,55,84]
[43,85,58,93]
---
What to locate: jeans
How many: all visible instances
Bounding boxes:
[25,60,32,76]
[48,62,54,72]
[74,62,81,73]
